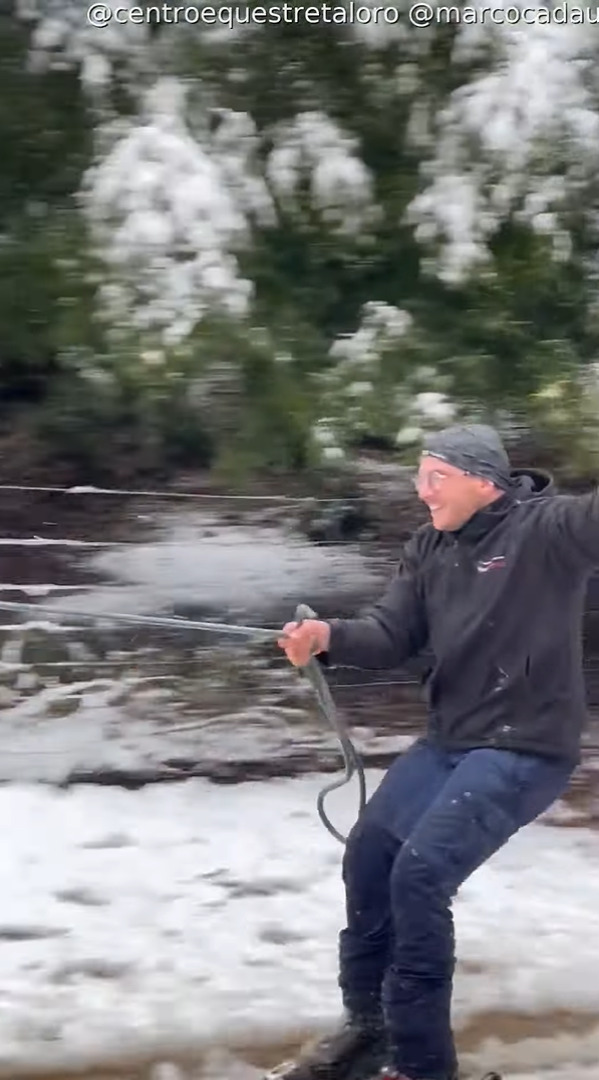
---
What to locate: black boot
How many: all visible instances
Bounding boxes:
[265,1014,387,1080]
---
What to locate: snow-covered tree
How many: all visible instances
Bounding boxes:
[6,1,599,476]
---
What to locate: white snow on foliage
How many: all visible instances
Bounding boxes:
[82,80,274,343]
[19,0,379,340]
[266,111,377,235]
[313,304,457,455]
[329,301,412,368]
[17,0,148,88]
[16,1,599,329]
[409,12,599,281]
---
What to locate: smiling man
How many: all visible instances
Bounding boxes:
[276,423,598,1080]
[416,424,509,531]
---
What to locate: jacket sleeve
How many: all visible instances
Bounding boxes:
[540,490,599,572]
[324,535,429,669]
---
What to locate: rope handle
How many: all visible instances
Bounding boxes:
[294,603,367,843]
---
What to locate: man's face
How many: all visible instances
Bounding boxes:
[414,455,500,531]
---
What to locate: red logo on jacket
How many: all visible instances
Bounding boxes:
[476,555,506,573]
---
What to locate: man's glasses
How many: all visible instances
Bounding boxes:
[413,468,471,492]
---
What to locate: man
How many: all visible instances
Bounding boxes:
[277,423,595,1080]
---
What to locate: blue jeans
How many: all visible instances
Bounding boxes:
[338,737,573,1080]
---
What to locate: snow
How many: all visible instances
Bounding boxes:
[346,0,412,46]
[0,585,86,597]
[0,508,392,784]
[408,171,493,283]
[413,391,456,424]
[0,497,402,787]
[266,111,377,236]
[0,772,598,1076]
[20,1,599,340]
[18,0,148,87]
[323,302,457,448]
[329,303,413,370]
[409,14,599,281]
[82,79,272,344]
[0,537,110,547]
[19,3,382,342]
[46,513,381,618]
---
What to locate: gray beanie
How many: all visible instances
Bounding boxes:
[422,424,512,491]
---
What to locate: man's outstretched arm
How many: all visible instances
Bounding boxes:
[278,537,428,670]
[540,489,599,573]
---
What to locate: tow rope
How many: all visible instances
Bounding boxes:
[0,598,366,843]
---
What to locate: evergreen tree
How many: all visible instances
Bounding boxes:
[6,3,599,477]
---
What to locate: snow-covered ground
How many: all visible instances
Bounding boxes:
[0,771,598,1078]
[0,504,598,1077]
[0,508,382,621]
[0,505,394,784]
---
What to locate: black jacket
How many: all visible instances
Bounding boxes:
[326,469,599,764]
